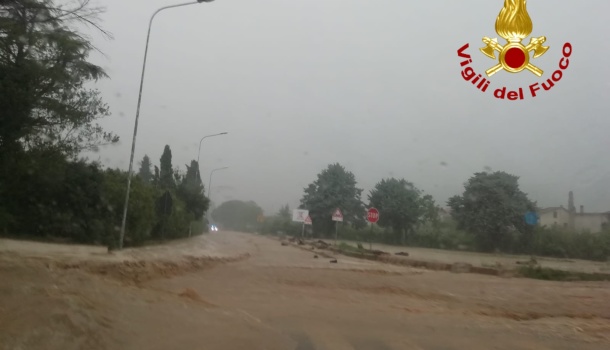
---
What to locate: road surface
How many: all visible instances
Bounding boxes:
[1,232,609,349]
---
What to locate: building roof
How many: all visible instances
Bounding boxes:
[576,212,610,216]
[538,207,610,216]
[538,207,568,213]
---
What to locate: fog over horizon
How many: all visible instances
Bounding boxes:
[85,0,610,215]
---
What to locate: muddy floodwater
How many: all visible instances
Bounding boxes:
[1,232,609,350]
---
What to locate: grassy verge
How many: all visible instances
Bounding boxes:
[337,242,362,253]
[517,266,610,282]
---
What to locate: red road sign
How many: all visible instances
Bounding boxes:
[304,215,312,225]
[332,208,343,222]
[367,208,380,223]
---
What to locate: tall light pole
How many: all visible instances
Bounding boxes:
[197,132,228,180]
[119,0,216,250]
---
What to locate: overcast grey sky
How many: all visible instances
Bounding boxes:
[86,0,610,214]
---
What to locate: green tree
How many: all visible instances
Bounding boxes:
[102,168,156,247]
[278,204,291,221]
[177,160,209,220]
[1,151,107,241]
[0,0,118,159]
[300,163,366,237]
[159,145,174,189]
[0,153,156,247]
[419,194,440,227]
[153,165,160,187]
[260,204,301,237]
[0,0,118,235]
[154,190,173,240]
[173,167,183,185]
[447,171,536,252]
[212,200,263,232]
[137,155,153,183]
[368,178,436,245]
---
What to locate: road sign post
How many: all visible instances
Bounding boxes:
[524,211,538,225]
[335,222,338,245]
[369,223,373,250]
[304,215,312,225]
[303,215,312,238]
[332,208,343,246]
[367,208,380,250]
[292,209,309,239]
[292,209,308,223]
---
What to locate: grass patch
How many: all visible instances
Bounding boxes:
[338,242,362,253]
[518,266,610,282]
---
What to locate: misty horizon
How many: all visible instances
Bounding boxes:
[83,0,609,215]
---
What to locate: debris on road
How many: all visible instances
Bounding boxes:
[395,252,409,256]
[330,259,338,263]
[178,288,215,306]
[451,262,472,274]
[516,256,538,267]
[314,255,318,259]
[179,288,202,301]
[370,249,390,256]
[312,240,330,249]
[281,242,288,246]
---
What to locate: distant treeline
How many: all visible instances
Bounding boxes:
[255,164,610,262]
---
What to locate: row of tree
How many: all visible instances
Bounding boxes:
[260,163,608,261]
[298,163,440,245]
[1,143,210,247]
[137,146,209,227]
[0,0,210,247]
[132,145,210,244]
[1,0,117,240]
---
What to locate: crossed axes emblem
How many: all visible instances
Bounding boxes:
[480,36,549,77]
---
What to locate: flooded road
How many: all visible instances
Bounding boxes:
[1,232,609,349]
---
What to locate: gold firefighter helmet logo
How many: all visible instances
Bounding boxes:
[480,0,549,77]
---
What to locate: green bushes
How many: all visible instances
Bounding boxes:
[528,227,610,261]
[518,266,610,281]
[405,222,610,262]
[0,151,115,244]
[408,222,475,251]
[0,152,204,248]
[260,216,302,237]
[102,169,157,247]
[284,216,610,262]
[409,223,610,262]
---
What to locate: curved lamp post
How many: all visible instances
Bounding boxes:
[208,166,229,199]
[119,0,216,250]
[197,132,228,180]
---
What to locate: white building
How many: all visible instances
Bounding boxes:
[538,192,610,233]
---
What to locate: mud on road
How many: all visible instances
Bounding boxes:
[1,232,609,350]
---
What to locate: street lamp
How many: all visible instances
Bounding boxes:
[119,0,216,250]
[197,132,228,180]
[208,166,229,199]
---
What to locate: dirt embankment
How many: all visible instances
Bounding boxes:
[48,253,251,285]
[0,235,254,285]
[278,237,610,281]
